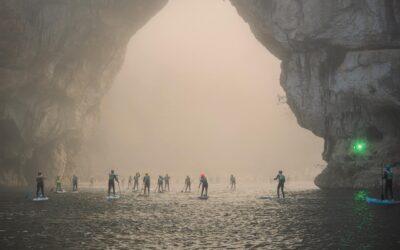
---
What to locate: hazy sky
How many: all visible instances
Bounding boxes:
[89,0,324,180]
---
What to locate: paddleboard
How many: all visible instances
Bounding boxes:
[55,190,67,194]
[258,196,274,200]
[72,191,79,193]
[33,196,49,201]
[367,197,400,205]
[198,196,209,200]
[107,195,120,200]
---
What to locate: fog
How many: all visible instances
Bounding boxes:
[87,0,324,182]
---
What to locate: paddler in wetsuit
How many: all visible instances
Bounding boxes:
[382,162,400,199]
[185,176,191,192]
[157,175,164,193]
[36,172,45,197]
[143,173,150,195]
[108,170,119,196]
[128,175,133,189]
[230,174,236,190]
[72,174,78,191]
[199,174,208,197]
[133,172,140,191]
[164,174,171,191]
[274,170,285,198]
[55,176,62,192]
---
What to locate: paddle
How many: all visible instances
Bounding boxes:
[117,181,121,197]
[381,165,385,200]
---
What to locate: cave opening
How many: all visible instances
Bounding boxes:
[86,0,324,182]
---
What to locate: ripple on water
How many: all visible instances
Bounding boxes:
[1,185,400,249]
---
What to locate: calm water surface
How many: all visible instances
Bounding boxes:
[0,183,400,249]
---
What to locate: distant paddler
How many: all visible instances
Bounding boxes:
[274,170,285,198]
[143,173,150,195]
[36,172,45,198]
[157,175,164,193]
[128,175,133,190]
[184,176,191,192]
[55,176,63,192]
[230,174,236,190]
[108,170,119,196]
[133,172,140,191]
[382,162,400,200]
[72,174,78,192]
[199,174,208,197]
[164,174,171,191]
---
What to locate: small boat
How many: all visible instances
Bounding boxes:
[366,197,400,205]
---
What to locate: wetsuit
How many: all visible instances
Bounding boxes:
[158,177,163,192]
[108,173,119,196]
[134,174,140,191]
[128,176,133,189]
[36,175,44,197]
[383,169,394,199]
[199,176,208,196]
[56,178,62,192]
[143,175,150,195]
[274,174,285,198]
[164,175,170,191]
[185,177,191,192]
[230,176,236,190]
[72,176,78,191]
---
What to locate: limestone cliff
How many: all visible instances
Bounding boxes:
[230,0,400,188]
[0,0,167,186]
[2,0,399,188]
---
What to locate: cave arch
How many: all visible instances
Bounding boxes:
[1,1,400,189]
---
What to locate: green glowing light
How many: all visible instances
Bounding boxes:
[352,139,368,155]
[354,190,368,202]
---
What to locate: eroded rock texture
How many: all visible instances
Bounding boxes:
[0,0,167,186]
[1,0,399,188]
[231,0,400,188]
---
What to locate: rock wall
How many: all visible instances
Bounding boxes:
[2,0,399,188]
[230,0,400,188]
[0,0,167,186]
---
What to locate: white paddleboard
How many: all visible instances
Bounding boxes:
[198,196,209,200]
[107,195,120,200]
[55,190,67,193]
[72,191,79,193]
[33,197,49,201]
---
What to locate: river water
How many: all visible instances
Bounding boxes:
[0,183,399,249]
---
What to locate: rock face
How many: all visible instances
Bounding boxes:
[0,0,167,186]
[230,0,400,188]
[1,0,399,188]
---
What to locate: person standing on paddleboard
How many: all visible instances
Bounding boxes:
[55,176,62,192]
[128,175,133,190]
[230,174,236,190]
[199,174,208,197]
[72,174,78,192]
[274,170,285,198]
[36,172,45,197]
[164,174,171,191]
[143,173,150,195]
[383,164,396,200]
[108,170,119,196]
[185,176,191,192]
[133,173,140,191]
[157,176,164,193]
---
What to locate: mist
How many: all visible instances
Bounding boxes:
[87,0,324,182]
